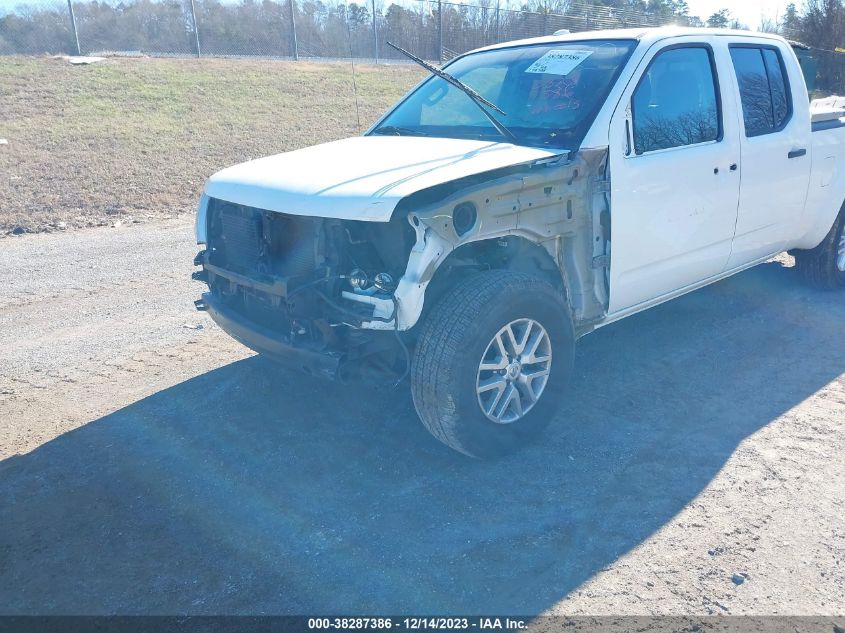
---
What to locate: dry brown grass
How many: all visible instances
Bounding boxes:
[0,56,424,234]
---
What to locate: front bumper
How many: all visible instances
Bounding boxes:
[198,292,342,379]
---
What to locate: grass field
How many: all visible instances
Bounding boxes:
[0,56,424,234]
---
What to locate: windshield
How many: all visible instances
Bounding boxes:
[372,39,637,150]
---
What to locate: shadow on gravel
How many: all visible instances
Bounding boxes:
[1,261,843,614]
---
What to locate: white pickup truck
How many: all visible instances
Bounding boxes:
[193,27,845,458]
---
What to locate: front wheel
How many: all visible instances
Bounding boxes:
[411,271,574,458]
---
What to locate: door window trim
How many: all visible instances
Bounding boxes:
[728,43,794,137]
[628,42,724,157]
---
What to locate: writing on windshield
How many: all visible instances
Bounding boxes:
[372,40,637,149]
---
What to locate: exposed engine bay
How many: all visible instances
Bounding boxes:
[194,198,417,379]
[194,148,611,380]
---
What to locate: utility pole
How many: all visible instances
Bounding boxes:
[66,0,80,56]
[438,0,443,63]
[494,0,500,42]
[542,1,547,35]
[289,0,299,60]
[372,0,378,64]
[189,0,201,57]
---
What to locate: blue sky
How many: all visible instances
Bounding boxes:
[0,0,792,30]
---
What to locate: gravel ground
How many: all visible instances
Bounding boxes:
[0,220,843,615]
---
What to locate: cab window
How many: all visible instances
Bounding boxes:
[729,45,792,137]
[631,46,721,154]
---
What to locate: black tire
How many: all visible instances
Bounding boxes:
[794,204,845,290]
[410,270,575,459]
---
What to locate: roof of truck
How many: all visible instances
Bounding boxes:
[470,26,787,55]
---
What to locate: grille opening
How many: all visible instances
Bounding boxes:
[208,199,321,279]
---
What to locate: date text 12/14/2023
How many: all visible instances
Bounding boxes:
[307,618,528,630]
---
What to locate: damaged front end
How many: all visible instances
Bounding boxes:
[193,198,416,380]
[388,147,611,334]
[193,146,612,380]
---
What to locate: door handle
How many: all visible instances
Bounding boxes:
[715,164,738,175]
[788,149,807,159]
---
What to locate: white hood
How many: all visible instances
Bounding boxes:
[204,136,561,222]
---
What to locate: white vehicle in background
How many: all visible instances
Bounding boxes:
[193,27,845,458]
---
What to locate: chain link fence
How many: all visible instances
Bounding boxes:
[2,0,845,93]
[1,0,693,61]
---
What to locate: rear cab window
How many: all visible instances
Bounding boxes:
[631,45,722,155]
[729,44,793,137]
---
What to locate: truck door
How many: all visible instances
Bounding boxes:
[724,42,812,268]
[607,40,742,314]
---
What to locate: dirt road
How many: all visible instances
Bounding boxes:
[1,221,843,615]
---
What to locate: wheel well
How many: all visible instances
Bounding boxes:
[418,236,566,330]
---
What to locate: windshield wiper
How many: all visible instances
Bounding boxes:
[386,41,517,144]
[371,125,428,137]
